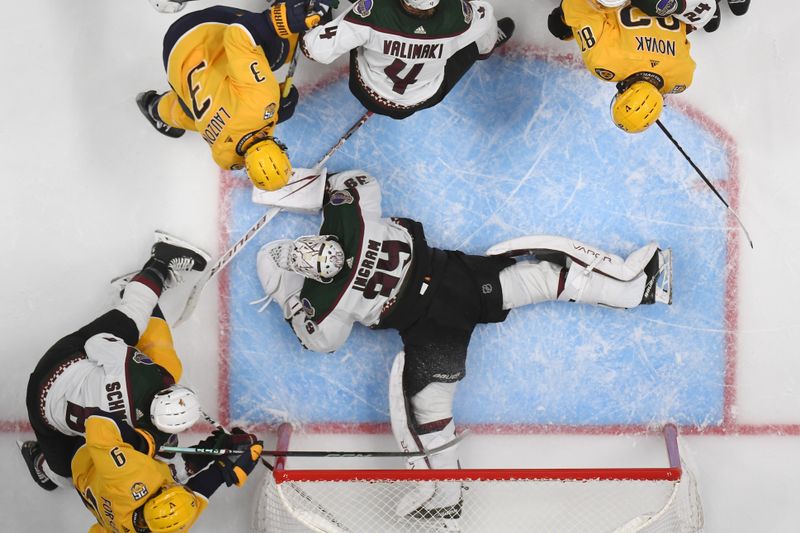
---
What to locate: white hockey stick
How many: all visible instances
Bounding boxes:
[174,110,374,326]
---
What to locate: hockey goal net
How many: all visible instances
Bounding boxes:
[253,423,702,533]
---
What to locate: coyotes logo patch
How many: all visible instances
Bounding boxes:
[353,0,373,17]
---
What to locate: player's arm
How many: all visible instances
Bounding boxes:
[326,170,383,220]
[85,413,158,460]
[301,8,370,64]
[458,1,498,57]
[289,307,354,353]
[185,430,263,498]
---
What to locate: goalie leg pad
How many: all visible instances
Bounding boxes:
[389,353,462,517]
[558,258,647,308]
[487,235,659,282]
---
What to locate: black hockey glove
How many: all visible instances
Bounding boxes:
[547,7,573,41]
[272,0,336,36]
[184,428,258,476]
[631,0,686,17]
[277,85,300,124]
[215,441,264,487]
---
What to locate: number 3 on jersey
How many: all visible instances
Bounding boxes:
[384,59,423,95]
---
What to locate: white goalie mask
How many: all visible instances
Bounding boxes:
[150,385,201,433]
[401,0,439,12]
[290,235,345,282]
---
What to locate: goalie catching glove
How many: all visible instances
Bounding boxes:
[215,440,263,487]
[270,0,337,37]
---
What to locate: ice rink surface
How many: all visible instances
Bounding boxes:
[2,0,799,531]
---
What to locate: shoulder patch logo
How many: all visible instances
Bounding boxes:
[414,26,426,34]
[461,0,473,23]
[330,190,354,206]
[302,298,316,318]
[263,103,276,120]
[650,60,660,68]
[131,482,149,501]
[353,0,374,17]
[132,350,154,365]
[669,84,687,94]
[595,68,616,81]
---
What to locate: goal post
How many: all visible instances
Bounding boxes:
[254,423,703,533]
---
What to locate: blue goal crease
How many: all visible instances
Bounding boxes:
[226,56,731,430]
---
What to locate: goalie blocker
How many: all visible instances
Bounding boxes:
[255,169,672,519]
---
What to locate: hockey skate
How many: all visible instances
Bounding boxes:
[136,90,186,138]
[492,18,515,53]
[727,0,749,16]
[641,248,672,305]
[19,441,57,491]
[151,230,210,288]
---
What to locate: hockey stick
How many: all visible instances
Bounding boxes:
[174,110,374,326]
[655,119,754,249]
[161,428,468,458]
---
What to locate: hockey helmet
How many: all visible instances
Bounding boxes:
[610,80,663,133]
[142,484,200,533]
[150,385,201,433]
[244,137,292,191]
[401,0,439,12]
[290,235,345,282]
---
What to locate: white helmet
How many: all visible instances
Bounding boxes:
[401,0,439,11]
[290,235,345,282]
[150,385,201,433]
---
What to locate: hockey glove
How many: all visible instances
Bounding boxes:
[271,0,335,37]
[277,85,300,124]
[215,441,264,487]
[631,0,686,17]
[547,7,573,41]
[184,428,258,476]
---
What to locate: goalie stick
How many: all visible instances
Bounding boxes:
[174,110,374,326]
[161,428,468,458]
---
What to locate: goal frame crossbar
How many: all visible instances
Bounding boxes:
[270,423,683,484]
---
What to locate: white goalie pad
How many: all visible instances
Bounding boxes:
[487,235,658,282]
[251,167,327,214]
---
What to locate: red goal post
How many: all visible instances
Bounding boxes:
[253,423,703,533]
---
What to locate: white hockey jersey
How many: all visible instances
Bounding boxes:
[286,171,416,353]
[302,0,498,107]
[42,334,171,437]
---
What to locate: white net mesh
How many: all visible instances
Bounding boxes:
[254,466,702,533]
[253,424,702,533]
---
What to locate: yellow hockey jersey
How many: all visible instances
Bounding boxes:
[157,7,296,171]
[72,415,208,533]
[562,0,695,94]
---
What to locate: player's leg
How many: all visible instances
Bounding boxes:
[726,0,749,15]
[498,245,671,309]
[135,306,182,382]
[136,89,191,138]
[389,351,463,519]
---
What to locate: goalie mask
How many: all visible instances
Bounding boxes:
[401,0,439,12]
[150,385,201,434]
[289,235,345,282]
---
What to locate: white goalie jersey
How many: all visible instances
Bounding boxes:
[258,171,418,353]
[302,0,498,107]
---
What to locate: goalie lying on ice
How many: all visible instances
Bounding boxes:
[255,169,672,518]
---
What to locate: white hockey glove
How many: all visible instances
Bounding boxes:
[149,0,186,14]
[256,240,305,319]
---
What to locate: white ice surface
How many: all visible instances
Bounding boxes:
[1,0,799,531]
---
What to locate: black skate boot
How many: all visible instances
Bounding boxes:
[136,90,186,138]
[494,18,515,51]
[704,0,721,32]
[148,231,210,288]
[19,441,58,491]
[727,0,749,16]
[407,498,464,520]
[641,248,672,305]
